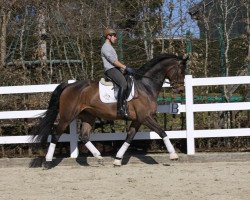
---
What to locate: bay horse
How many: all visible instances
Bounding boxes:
[32,53,187,168]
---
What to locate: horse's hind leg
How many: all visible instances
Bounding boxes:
[43,119,70,169]
[79,113,103,162]
[113,121,141,166]
[45,121,67,162]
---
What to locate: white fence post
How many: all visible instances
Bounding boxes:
[67,80,79,158]
[185,75,195,154]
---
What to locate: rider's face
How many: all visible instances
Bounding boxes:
[108,34,117,44]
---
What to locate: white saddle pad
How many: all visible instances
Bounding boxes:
[99,80,135,103]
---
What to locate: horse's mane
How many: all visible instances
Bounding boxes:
[135,54,181,78]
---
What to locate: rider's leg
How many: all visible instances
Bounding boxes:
[105,68,128,118]
[117,87,129,117]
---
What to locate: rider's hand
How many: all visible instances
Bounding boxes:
[125,66,134,75]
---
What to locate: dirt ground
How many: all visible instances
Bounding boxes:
[0,159,250,200]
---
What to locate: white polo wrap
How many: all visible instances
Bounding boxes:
[85,141,101,157]
[116,142,130,159]
[163,136,175,154]
[45,143,56,162]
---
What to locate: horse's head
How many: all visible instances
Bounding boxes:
[135,54,187,94]
[166,55,188,94]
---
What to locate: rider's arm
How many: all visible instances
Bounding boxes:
[102,44,127,71]
[113,60,126,71]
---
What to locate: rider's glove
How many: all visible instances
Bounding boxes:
[125,66,134,75]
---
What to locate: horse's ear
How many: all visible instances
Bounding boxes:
[182,54,189,61]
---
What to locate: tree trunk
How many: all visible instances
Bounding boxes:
[0,10,11,68]
[160,4,165,53]
[104,0,112,27]
[38,9,47,63]
[142,4,154,60]
[87,11,95,79]
[166,0,174,53]
[244,1,250,127]
[37,7,47,81]
[19,6,28,70]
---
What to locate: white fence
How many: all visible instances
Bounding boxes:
[0,75,249,157]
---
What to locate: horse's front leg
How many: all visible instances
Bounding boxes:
[113,121,141,166]
[143,116,178,160]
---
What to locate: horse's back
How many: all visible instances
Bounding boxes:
[69,79,98,90]
[60,79,98,102]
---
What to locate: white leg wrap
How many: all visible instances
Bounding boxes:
[163,136,175,154]
[85,141,101,157]
[45,143,56,162]
[116,142,130,159]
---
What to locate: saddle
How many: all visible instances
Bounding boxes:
[99,75,136,103]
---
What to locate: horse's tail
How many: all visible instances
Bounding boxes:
[31,82,68,147]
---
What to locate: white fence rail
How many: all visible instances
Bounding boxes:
[0,75,249,157]
[184,75,250,154]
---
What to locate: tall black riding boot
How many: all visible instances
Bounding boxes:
[117,88,129,119]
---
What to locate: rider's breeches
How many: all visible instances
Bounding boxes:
[105,68,127,90]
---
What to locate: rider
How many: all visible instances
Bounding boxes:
[101,28,133,118]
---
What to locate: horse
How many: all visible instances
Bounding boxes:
[31,53,187,168]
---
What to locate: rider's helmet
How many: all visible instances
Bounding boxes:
[103,28,117,38]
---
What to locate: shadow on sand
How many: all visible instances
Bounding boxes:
[29,149,163,169]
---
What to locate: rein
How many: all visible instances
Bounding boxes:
[130,56,186,89]
[132,63,183,86]
[132,71,170,84]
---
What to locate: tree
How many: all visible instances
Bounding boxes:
[0,0,17,68]
[112,0,163,60]
[216,0,246,129]
[240,0,250,127]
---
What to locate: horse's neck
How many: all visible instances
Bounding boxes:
[136,58,175,99]
[139,70,166,99]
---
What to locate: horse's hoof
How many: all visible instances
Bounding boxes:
[95,155,103,160]
[42,161,53,170]
[96,156,104,165]
[113,159,122,166]
[170,153,179,160]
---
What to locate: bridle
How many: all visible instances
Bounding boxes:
[131,71,170,84]
[132,60,185,89]
[165,61,185,89]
